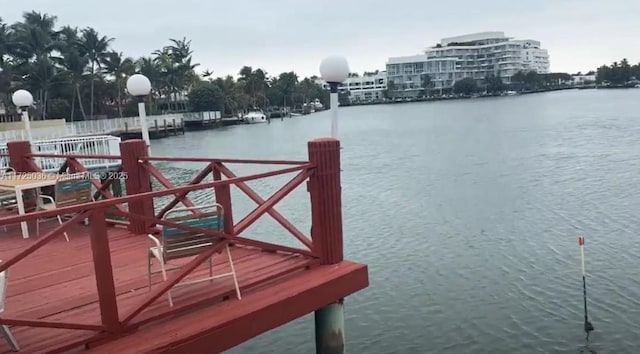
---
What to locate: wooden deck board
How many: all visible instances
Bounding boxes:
[86,261,369,354]
[0,218,322,353]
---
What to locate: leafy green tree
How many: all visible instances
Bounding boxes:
[187,82,222,112]
[384,80,396,99]
[453,77,478,95]
[484,75,505,93]
[0,10,336,121]
[511,71,526,87]
[596,58,640,84]
[338,92,350,106]
[420,74,432,96]
[523,71,541,90]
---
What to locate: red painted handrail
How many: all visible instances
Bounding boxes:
[139,156,310,165]
[0,163,314,227]
[28,153,123,160]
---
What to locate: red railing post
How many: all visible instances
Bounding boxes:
[89,207,120,332]
[7,140,38,172]
[120,140,154,234]
[307,138,343,264]
[213,163,234,235]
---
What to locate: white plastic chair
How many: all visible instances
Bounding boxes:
[0,261,19,351]
[0,168,17,233]
[35,172,93,242]
[0,168,17,206]
[147,203,241,307]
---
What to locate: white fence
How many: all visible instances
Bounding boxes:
[0,135,121,173]
[0,111,220,143]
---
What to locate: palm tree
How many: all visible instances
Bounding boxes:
[202,69,214,79]
[238,66,254,107]
[238,66,269,109]
[137,57,162,114]
[58,48,88,120]
[212,75,246,116]
[152,39,199,112]
[102,51,135,117]
[77,27,112,119]
[8,11,62,119]
[0,17,8,68]
[0,17,12,112]
[56,26,87,120]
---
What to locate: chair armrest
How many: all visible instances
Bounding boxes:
[148,234,162,249]
[38,195,55,204]
[38,194,54,201]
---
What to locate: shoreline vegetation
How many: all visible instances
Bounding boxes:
[0,11,329,122]
[339,84,636,108]
[0,10,638,122]
[370,59,640,107]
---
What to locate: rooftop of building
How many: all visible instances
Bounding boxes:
[386,54,458,65]
[440,31,507,46]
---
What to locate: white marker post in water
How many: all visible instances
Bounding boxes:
[578,235,594,339]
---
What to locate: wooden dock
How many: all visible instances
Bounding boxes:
[0,138,368,353]
[113,118,185,140]
[182,111,220,130]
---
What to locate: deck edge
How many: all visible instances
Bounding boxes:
[88,261,369,354]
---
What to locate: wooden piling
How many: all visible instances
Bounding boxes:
[7,140,39,173]
[119,140,154,234]
[308,138,343,264]
[307,137,346,354]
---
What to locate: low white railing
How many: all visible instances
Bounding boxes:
[0,111,220,144]
[0,135,121,173]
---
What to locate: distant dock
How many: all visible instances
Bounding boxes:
[114,118,185,140]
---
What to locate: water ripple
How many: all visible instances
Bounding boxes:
[150,89,640,354]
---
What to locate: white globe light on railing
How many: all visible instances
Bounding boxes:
[126,74,152,97]
[12,89,34,108]
[11,89,34,143]
[319,56,350,84]
[126,74,152,153]
[319,56,350,139]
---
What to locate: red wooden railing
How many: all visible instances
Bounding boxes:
[0,137,343,348]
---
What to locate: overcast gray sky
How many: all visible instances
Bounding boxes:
[3,0,639,78]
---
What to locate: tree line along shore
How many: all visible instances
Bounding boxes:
[1,11,639,121]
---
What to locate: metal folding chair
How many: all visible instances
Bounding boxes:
[147,203,241,307]
[0,261,19,351]
[36,172,93,242]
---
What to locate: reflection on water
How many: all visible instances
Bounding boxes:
[151,89,640,353]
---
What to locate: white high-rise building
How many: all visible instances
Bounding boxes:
[315,71,387,102]
[386,31,550,97]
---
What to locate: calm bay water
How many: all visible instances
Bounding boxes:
[151,89,640,354]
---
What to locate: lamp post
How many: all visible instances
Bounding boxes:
[126,74,152,153]
[319,56,350,138]
[11,89,34,143]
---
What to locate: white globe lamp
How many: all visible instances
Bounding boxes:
[126,74,152,152]
[11,89,34,143]
[12,89,34,108]
[319,56,350,138]
[319,56,350,84]
[126,74,152,97]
